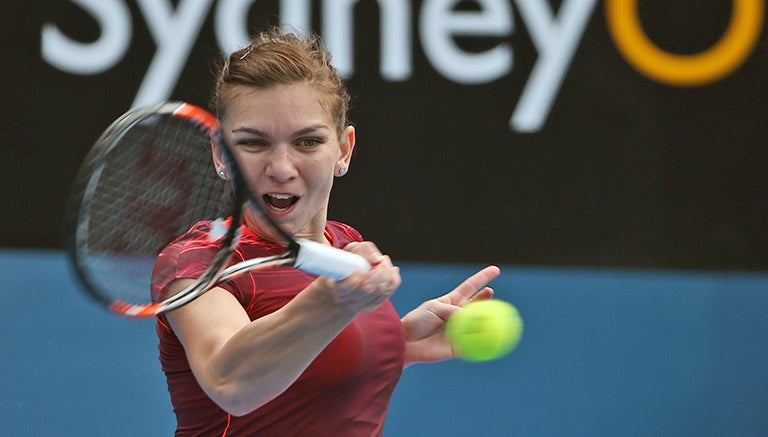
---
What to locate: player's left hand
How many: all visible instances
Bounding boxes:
[400,265,501,365]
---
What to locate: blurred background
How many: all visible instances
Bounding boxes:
[2,1,766,435]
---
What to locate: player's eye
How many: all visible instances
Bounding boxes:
[236,138,268,150]
[296,138,322,148]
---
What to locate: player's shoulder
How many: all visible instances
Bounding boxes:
[326,220,364,246]
[162,220,216,253]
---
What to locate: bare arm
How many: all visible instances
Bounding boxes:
[166,242,400,416]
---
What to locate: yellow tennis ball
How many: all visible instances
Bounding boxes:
[445,299,523,362]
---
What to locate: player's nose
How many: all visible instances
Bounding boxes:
[265,145,298,182]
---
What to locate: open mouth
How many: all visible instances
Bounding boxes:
[263,193,299,211]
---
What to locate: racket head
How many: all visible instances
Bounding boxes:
[67,102,244,317]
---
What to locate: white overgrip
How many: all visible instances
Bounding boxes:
[293,239,371,280]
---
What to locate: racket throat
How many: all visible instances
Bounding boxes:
[286,240,301,256]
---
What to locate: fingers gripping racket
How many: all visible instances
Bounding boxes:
[67,102,370,317]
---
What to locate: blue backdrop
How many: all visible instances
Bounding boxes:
[2,250,767,436]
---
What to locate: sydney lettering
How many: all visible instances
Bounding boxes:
[41,0,763,133]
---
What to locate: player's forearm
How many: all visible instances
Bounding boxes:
[201,282,358,415]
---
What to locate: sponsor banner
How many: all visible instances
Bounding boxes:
[2,0,766,269]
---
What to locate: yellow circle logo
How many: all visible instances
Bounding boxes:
[606,0,764,86]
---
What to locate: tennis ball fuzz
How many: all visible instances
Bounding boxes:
[445,300,523,362]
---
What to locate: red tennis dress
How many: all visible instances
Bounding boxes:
[153,221,405,436]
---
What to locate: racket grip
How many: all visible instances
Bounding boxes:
[294,239,372,280]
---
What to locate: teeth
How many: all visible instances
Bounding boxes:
[264,193,297,211]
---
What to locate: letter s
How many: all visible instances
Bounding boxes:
[41,0,132,75]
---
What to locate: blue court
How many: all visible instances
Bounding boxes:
[2,250,767,436]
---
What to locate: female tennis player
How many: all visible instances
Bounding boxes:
[152,27,501,436]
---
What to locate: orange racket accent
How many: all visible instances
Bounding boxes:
[174,102,219,132]
[110,301,164,318]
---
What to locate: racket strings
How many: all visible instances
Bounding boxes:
[78,114,232,305]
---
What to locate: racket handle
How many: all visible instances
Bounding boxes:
[294,239,372,280]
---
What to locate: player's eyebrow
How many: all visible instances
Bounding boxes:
[231,127,268,137]
[293,124,330,136]
[231,124,330,137]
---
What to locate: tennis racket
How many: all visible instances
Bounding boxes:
[66,101,370,318]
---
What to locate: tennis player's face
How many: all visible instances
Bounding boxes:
[219,83,354,243]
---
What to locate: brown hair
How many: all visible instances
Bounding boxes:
[211,28,351,136]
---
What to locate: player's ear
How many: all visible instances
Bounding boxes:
[337,125,355,177]
[211,133,228,179]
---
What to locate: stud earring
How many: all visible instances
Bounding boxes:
[218,170,227,180]
[338,167,347,176]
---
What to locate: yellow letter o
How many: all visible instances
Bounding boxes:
[606,0,764,86]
